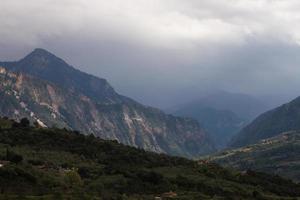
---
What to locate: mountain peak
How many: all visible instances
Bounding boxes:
[2,48,121,103]
[0,49,216,158]
[22,48,62,63]
[16,48,72,73]
[31,48,53,56]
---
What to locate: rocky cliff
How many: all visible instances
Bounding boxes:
[0,49,215,157]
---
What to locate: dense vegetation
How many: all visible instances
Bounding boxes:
[0,118,299,199]
[209,130,300,182]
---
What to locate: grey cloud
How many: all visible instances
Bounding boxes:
[1,0,300,108]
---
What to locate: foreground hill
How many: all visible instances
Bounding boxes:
[210,131,300,182]
[0,118,299,199]
[230,96,300,148]
[0,48,214,158]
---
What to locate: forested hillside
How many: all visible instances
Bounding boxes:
[0,118,299,199]
[209,130,300,182]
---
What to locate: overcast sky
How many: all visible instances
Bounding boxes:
[1,0,300,108]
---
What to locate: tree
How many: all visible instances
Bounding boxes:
[6,149,23,164]
[64,170,83,189]
[20,118,30,128]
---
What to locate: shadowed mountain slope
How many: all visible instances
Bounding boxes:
[230,96,300,148]
[0,49,215,158]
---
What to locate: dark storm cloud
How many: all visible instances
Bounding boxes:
[1,0,300,108]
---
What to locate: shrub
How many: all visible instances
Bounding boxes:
[6,149,23,164]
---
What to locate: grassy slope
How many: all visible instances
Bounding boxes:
[210,131,300,182]
[0,118,299,199]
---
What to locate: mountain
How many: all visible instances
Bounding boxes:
[171,91,268,120]
[174,106,245,149]
[0,118,299,199]
[230,96,300,148]
[210,131,300,182]
[0,48,121,103]
[0,49,215,158]
[170,91,268,149]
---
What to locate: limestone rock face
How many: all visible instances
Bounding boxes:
[0,49,215,158]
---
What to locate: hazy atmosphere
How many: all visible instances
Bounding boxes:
[2,1,300,198]
[1,0,300,108]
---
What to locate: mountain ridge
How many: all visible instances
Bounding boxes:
[0,48,121,103]
[230,96,300,148]
[0,49,215,158]
[170,91,268,120]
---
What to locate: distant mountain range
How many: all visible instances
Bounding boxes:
[210,130,300,182]
[230,96,300,148]
[171,91,268,120]
[174,106,245,149]
[0,48,215,158]
[171,91,268,149]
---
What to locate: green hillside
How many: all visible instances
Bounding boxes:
[230,96,300,148]
[210,131,300,182]
[0,118,299,199]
